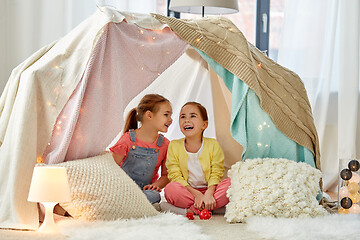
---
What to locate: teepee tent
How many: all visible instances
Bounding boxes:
[0,7,320,229]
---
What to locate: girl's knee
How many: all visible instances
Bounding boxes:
[164,182,183,194]
[218,178,231,189]
[164,182,184,202]
[223,177,231,186]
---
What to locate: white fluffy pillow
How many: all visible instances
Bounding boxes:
[225,158,327,223]
[58,152,158,220]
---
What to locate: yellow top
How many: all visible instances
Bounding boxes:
[166,137,225,187]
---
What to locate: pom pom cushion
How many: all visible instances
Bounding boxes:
[225,158,327,223]
[57,152,158,220]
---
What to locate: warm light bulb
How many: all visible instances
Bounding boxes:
[196,38,201,43]
[349,204,360,214]
[338,207,350,214]
[348,182,359,194]
[349,192,360,204]
[339,186,350,198]
[36,156,43,163]
[349,172,360,183]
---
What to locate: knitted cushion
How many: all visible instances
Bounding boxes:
[58,152,158,220]
[225,158,327,223]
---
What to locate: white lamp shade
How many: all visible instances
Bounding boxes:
[28,166,71,203]
[169,0,239,15]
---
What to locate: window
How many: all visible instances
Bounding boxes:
[269,0,285,61]
[165,0,286,62]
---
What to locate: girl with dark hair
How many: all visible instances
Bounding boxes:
[162,102,231,216]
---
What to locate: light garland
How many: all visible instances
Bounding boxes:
[135,25,169,76]
[338,159,360,214]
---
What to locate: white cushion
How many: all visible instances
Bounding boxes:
[58,152,158,220]
[225,158,327,223]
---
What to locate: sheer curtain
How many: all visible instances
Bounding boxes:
[277,0,360,191]
[0,0,159,95]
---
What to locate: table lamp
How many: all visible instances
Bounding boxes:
[28,166,71,233]
[169,0,239,17]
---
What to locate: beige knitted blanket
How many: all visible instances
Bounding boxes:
[153,14,320,170]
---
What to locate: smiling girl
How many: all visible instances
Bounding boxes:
[110,94,173,204]
[162,102,230,215]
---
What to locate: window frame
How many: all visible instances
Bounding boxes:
[255,0,270,55]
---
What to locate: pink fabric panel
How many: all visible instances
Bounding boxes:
[42,27,109,164]
[44,21,188,164]
[164,178,231,213]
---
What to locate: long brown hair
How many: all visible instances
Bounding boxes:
[123,94,170,133]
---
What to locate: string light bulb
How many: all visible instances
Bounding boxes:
[348,182,359,194]
[36,156,43,164]
[338,207,349,214]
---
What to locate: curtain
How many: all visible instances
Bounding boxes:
[277,0,360,191]
[0,0,159,95]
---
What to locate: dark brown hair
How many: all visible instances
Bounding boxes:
[123,94,170,133]
[181,102,208,121]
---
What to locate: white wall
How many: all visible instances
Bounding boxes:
[0,0,100,95]
[1,0,66,94]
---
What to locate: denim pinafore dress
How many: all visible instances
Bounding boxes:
[121,129,164,203]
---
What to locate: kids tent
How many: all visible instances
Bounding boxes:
[0,7,320,229]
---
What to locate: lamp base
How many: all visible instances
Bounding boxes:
[37,202,59,234]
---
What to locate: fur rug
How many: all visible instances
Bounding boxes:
[246,214,360,240]
[58,213,210,240]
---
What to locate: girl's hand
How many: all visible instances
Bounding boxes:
[185,185,205,210]
[203,192,216,210]
[193,192,205,210]
[143,184,161,192]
